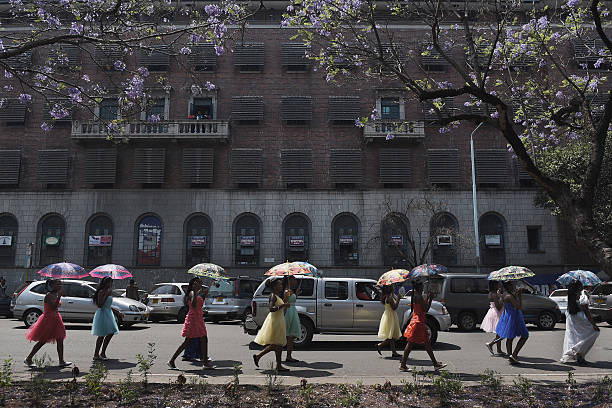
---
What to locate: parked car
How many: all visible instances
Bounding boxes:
[11,280,149,328]
[147,283,191,323]
[589,282,612,324]
[244,276,451,348]
[549,289,568,318]
[204,276,261,322]
[436,273,561,330]
[0,295,12,317]
[114,288,149,304]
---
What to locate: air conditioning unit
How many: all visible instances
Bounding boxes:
[436,235,453,246]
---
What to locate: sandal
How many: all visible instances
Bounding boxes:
[59,361,72,367]
[485,343,494,356]
[508,356,519,365]
[24,359,33,367]
[376,344,382,356]
[399,365,411,372]
[285,358,300,363]
[252,354,259,368]
[434,363,447,370]
[167,361,177,370]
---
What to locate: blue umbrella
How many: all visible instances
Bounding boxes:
[556,270,601,286]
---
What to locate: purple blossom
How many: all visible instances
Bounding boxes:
[148,114,161,123]
[4,70,12,79]
[205,4,221,17]
[491,111,499,119]
[204,81,216,91]
[82,74,91,82]
[137,67,149,77]
[50,104,69,120]
[354,118,364,128]
[68,88,82,103]
[41,122,52,131]
[70,22,83,35]
[536,16,549,30]
[180,47,191,55]
[370,108,380,121]
[385,133,394,140]
[114,60,126,71]
[214,45,225,56]
[594,58,604,69]
[566,0,580,8]
[190,84,202,95]
[18,93,31,104]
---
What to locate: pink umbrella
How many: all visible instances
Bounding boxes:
[89,264,133,280]
[38,262,89,279]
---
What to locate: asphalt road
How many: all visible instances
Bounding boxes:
[1,318,611,385]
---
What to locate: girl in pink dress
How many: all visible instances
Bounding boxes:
[25,279,71,367]
[483,280,504,355]
[167,277,212,369]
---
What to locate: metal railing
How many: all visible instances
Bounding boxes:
[363,120,425,139]
[71,119,230,140]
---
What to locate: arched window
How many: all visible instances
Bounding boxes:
[0,214,18,266]
[381,213,410,268]
[234,213,260,266]
[333,213,359,266]
[283,213,310,262]
[479,212,506,266]
[136,214,162,266]
[39,214,65,266]
[431,212,459,266]
[185,214,212,266]
[86,214,113,266]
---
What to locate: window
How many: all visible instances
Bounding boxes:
[267,277,314,297]
[234,214,261,266]
[284,213,310,262]
[238,280,256,297]
[30,284,47,294]
[38,214,65,266]
[64,283,94,298]
[98,98,119,121]
[136,215,162,266]
[450,278,489,294]
[185,214,211,266]
[151,285,180,295]
[208,280,233,297]
[431,213,459,266]
[527,226,542,252]
[479,212,506,266]
[86,214,113,266]
[0,214,17,266]
[145,98,166,121]
[592,284,612,296]
[325,281,348,300]
[381,98,400,119]
[333,213,359,266]
[381,213,410,268]
[189,97,213,119]
[355,282,380,301]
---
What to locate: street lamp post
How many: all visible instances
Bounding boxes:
[470,122,483,274]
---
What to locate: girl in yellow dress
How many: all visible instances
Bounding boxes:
[253,278,290,371]
[377,285,401,357]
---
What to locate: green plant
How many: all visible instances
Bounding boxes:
[432,371,463,406]
[338,382,363,407]
[401,368,425,396]
[0,358,14,405]
[225,364,242,401]
[513,375,534,405]
[480,369,502,392]
[84,361,108,406]
[592,375,612,402]
[64,367,79,407]
[117,370,140,405]
[136,342,157,389]
[28,355,51,407]
[265,362,282,395]
[300,381,315,408]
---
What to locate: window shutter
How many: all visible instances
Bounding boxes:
[330,149,362,184]
[281,96,312,121]
[49,44,80,66]
[281,149,313,185]
[0,99,26,122]
[186,44,217,69]
[133,148,165,184]
[6,49,32,70]
[0,150,21,185]
[231,149,262,185]
[379,148,411,184]
[181,148,214,184]
[281,43,309,65]
[427,149,459,184]
[423,97,455,120]
[84,148,117,184]
[574,38,605,61]
[476,149,508,184]
[421,45,447,66]
[140,46,170,68]
[232,96,264,121]
[234,43,265,66]
[328,96,360,121]
[38,149,70,184]
[94,45,123,69]
[43,98,72,122]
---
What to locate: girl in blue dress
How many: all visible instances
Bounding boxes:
[283,276,302,363]
[92,277,119,360]
[493,281,529,365]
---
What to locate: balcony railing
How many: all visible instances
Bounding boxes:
[71,120,230,141]
[363,120,425,142]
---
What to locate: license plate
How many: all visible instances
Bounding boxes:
[595,299,605,304]
[216,296,223,302]
[152,299,158,304]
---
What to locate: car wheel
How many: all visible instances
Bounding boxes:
[23,309,42,328]
[177,307,188,324]
[113,312,123,328]
[293,317,314,348]
[537,311,556,330]
[457,312,477,331]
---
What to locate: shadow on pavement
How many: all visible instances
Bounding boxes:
[89,359,137,370]
[258,368,333,378]
[284,361,343,370]
[248,340,460,352]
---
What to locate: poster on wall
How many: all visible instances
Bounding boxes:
[240,236,255,246]
[190,236,207,247]
[88,235,112,247]
[289,236,305,246]
[484,234,501,246]
[339,235,354,245]
[0,236,12,246]
[390,235,403,246]
[137,216,162,265]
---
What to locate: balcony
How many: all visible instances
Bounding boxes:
[363,120,425,142]
[71,120,230,142]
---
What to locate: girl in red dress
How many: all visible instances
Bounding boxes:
[400,280,446,371]
[167,277,213,369]
[25,279,71,367]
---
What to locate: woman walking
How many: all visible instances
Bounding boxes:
[25,279,71,367]
[377,285,401,357]
[400,280,446,371]
[283,276,302,363]
[483,281,504,356]
[560,280,600,364]
[168,277,212,369]
[493,281,529,365]
[253,278,290,371]
[92,277,119,360]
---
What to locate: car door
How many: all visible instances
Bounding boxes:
[58,282,81,320]
[318,280,352,329]
[70,284,98,322]
[352,281,384,330]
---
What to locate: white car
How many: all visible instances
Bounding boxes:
[11,280,150,328]
[147,282,191,323]
[549,289,568,317]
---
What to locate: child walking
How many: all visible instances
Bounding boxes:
[376,285,401,357]
[483,280,504,355]
[253,278,290,371]
[92,277,119,360]
[492,281,529,365]
[25,279,71,367]
[283,276,302,362]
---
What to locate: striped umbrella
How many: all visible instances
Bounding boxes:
[187,263,227,280]
[488,266,535,281]
[38,262,88,279]
[410,264,448,279]
[377,269,411,286]
[265,262,314,276]
[556,270,601,287]
[89,264,133,280]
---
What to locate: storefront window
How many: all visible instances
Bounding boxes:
[234,214,260,266]
[333,213,359,266]
[39,214,65,266]
[0,214,17,266]
[284,213,310,262]
[479,212,506,266]
[87,214,113,266]
[136,215,162,266]
[185,214,211,266]
[381,213,409,268]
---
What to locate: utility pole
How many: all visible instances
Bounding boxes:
[470,123,483,274]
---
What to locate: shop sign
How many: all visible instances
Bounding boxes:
[190,236,207,247]
[88,235,112,247]
[44,236,61,246]
[390,235,403,246]
[240,236,255,246]
[484,234,501,246]
[339,235,354,245]
[289,236,305,246]
[0,236,12,246]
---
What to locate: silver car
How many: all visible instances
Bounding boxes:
[11,280,150,328]
[589,282,612,324]
[147,282,191,323]
[549,289,568,316]
[204,277,261,322]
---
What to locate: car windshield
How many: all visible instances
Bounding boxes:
[551,289,567,296]
[151,285,179,295]
[208,280,233,297]
[112,289,124,297]
[593,284,612,296]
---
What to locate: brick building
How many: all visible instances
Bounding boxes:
[0,3,600,289]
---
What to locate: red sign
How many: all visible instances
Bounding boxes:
[289,236,305,246]
[190,236,207,247]
[89,235,112,247]
[240,236,255,246]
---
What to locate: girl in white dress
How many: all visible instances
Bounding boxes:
[483,281,504,355]
[560,280,600,364]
